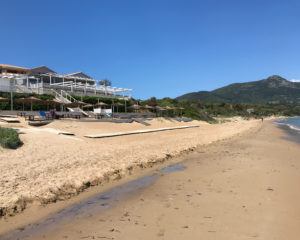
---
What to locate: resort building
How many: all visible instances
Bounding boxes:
[0,64,132,100]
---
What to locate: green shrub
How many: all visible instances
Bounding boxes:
[0,127,22,149]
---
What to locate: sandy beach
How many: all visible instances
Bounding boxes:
[1,119,300,239]
[0,117,259,218]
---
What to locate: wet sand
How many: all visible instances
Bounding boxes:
[1,120,300,239]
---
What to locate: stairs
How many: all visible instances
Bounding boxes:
[52,90,73,104]
[15,84,33,94]
[51,90,90,117]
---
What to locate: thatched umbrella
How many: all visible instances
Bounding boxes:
[144,105,155,110]
[0,97,8,102]
[45,99,61,105]
[165,106,175,110]
[178,107,184,116]
[165,106,176,116]
[129,104,141,112]
[0,97,8,111]
[44,99,61,110]
[94,102,109,108]
[113,102,124,113]
[155,106,167,111]
[82,104,94,109]
[16,96,44,111]
[155,106,167,117]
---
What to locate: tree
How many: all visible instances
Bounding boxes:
[147,97,158,107]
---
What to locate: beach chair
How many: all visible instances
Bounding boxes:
[39,111,47,119]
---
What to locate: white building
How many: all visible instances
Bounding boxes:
[0,64,132,100]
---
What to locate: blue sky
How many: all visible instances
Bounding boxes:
[1,0,300,99]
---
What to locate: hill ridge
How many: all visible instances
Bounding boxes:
[177,75,300,104]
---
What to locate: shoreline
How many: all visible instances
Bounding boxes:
[2,120,300,239]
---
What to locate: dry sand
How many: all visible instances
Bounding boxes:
[1,120,300,239]
[0,117,259,217]
[60,121,299,240]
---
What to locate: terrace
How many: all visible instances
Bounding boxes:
[0,64,132,99]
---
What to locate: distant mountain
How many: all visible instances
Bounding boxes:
[177,75,300,104]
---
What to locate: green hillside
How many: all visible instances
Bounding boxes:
[177,75,300,104]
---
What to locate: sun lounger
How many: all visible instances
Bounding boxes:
[133,118,151,126]
[0,117,20,123]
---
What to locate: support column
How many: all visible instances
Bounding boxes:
[85,80,87,95]
[41,77,44,94]
[10,80,13,111]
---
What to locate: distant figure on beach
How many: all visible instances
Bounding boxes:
[261,117,264,122]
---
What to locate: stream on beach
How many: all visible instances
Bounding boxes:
[0,163,186,240]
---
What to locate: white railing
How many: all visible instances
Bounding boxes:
[49,81,131,95]
[0,73,132,98]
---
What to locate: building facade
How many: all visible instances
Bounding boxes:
[0,64,132,99]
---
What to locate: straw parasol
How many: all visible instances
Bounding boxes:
[16,96,43,111]
[45,99,61,105]
[178,107,184,116]
[113,102,124,107]
[0,97,8,102]
[154,106,166,117]
[112,102,124,113]
[155,106,167,111]
[129,104,141,111]
[165,106,175,110]
[144,104,155,110]
[94,102,109,107]
[82,104,94,109]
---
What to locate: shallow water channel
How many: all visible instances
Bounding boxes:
[0,163,186,240]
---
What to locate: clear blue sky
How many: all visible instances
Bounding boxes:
[1,0,300,99]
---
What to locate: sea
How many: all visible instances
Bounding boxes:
[275,117,300,143]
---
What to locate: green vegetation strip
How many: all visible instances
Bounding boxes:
[0,127,22,149]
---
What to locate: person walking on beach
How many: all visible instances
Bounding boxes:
[261,117,264,122]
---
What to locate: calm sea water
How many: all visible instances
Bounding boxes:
[275,117,300,143]
[276,117,300,132]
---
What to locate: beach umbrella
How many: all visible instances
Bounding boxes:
[45,99,61,105]
[0,97,8,102]
[155,106,167,111]
[144,105,155,110]
[94,102,108,107]
[165,106,176,116]
[178,107,184,116]
[44,99,61,110]
[155,106,167,117]
[0,97,8,111]
[114,102,124,107]
[15,98,26,110]
[128,104,141,111]
[16,96,43,111]
[82,104,94,109]
[113,102,124,113]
